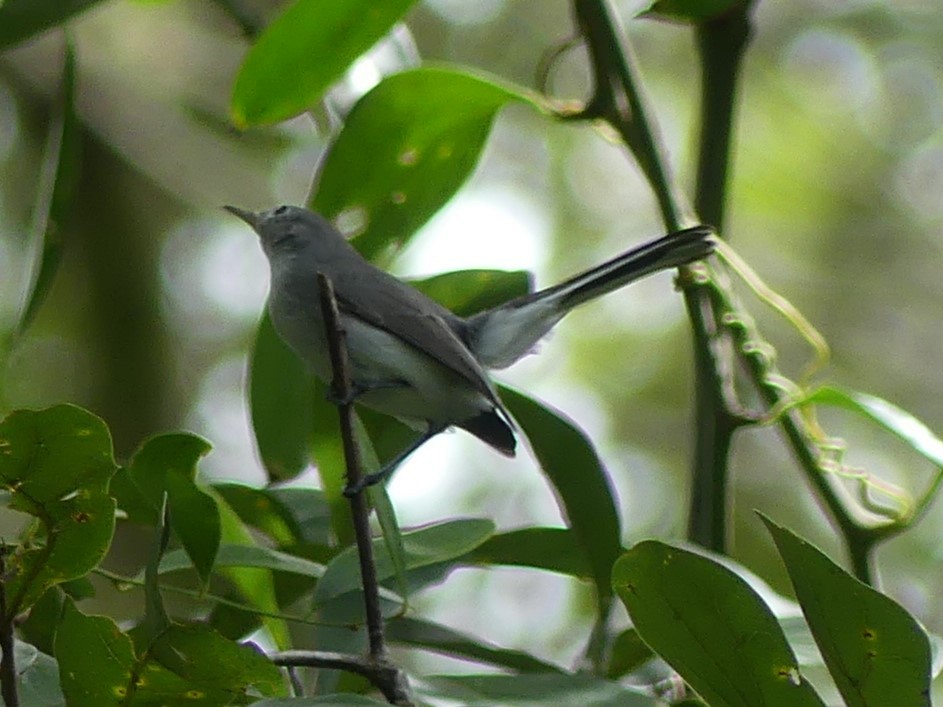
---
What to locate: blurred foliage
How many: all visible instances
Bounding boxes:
[1,0,943,704]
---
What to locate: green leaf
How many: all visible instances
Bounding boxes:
[649,0,747,21]
[314,518,495,605]
[0,0,104,49]
[500,388,622,612]
[154,543,325,579]
[120,433,219,587]
[146,624,283,697]
[211,488,292,649]
[231,0,419,126]
[257,699,388,706]
[606,628,655,679]
[804,386,943,468]
[19,587,64,655]
[15,43,81,337]
[421,673,657,706]
[311,67,538,260]
[386,616,563,674]
[250,311,318,481]
[56,600,134,707]
[0,405,117,614]
[410,269,532,318]
[761,515,931,706]
[213,482,305,546]
[467,527,592,578]
[56,599,285,705]
[613,541,825,707]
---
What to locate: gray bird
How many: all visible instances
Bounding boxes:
[225,205,714,494]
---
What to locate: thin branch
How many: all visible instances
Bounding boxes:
[271,650,410,702]
[0,547,20,707]
[316,273,412,705]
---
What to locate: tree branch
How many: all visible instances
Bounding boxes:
[316,273,412,705]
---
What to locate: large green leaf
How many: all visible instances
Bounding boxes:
[314,518,495,605]
[56,600,284,706]
[0,0,104,49]
[613,541,824,707]
[467,527,592,578]
[115,433,219,588]
[15,44,81,337]
[386,616,563,674]
[762,515,931,706]
[0,405,117,614]
[410,269,532,318]
[421,673,657,706]
[312,67,538,260]
[231,0,419,126]
[250,311,318,481]
[649,0,747,21]
[499,388,622,612]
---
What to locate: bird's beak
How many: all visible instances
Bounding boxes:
[223,205,259,230]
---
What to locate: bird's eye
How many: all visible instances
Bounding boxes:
[273,205,289,216]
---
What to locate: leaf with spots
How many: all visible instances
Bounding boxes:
[0,405,117,615]
[613,541,825,707]
[310,67,541,261]
[55,599,285,706]
[761,515,932,707]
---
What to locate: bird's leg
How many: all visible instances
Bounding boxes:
[343,424,446,497]
[326,378,410,407]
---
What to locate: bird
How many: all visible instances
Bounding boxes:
[225,204,715,494]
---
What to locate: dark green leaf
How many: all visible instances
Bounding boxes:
[263,700,385,706]
[312,67,538,260]
[410,269,532,318]
[231,0,419,126]
[19,587,64,655]
[606,628,655,679]
[122,434,219,587]
[387,616,563,674]
[762,515,931,706]
[613,541,824,707]
[467,527,592,578]
[213,482,306,546]
[314,518,494,605]
[56,599,285,705]
[136,497,172,644]
[147,624,283,697]
[250,311,318,481]
[422,673,657,706]
[0,405,117,614]
[15,43,81,336]
[267,486,333,544]
[0,0,104,49]
[55,600,136,707]
[500,388,621,611]
[649,0,747,21]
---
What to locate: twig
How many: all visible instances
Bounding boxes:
[316,273,412,706]
[272,650,409,698]
[0,547,20,707]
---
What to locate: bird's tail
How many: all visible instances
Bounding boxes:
[464,225,715,369]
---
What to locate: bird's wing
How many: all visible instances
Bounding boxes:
[333,267,501,405]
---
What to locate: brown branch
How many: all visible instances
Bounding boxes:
[316,273,412,705]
